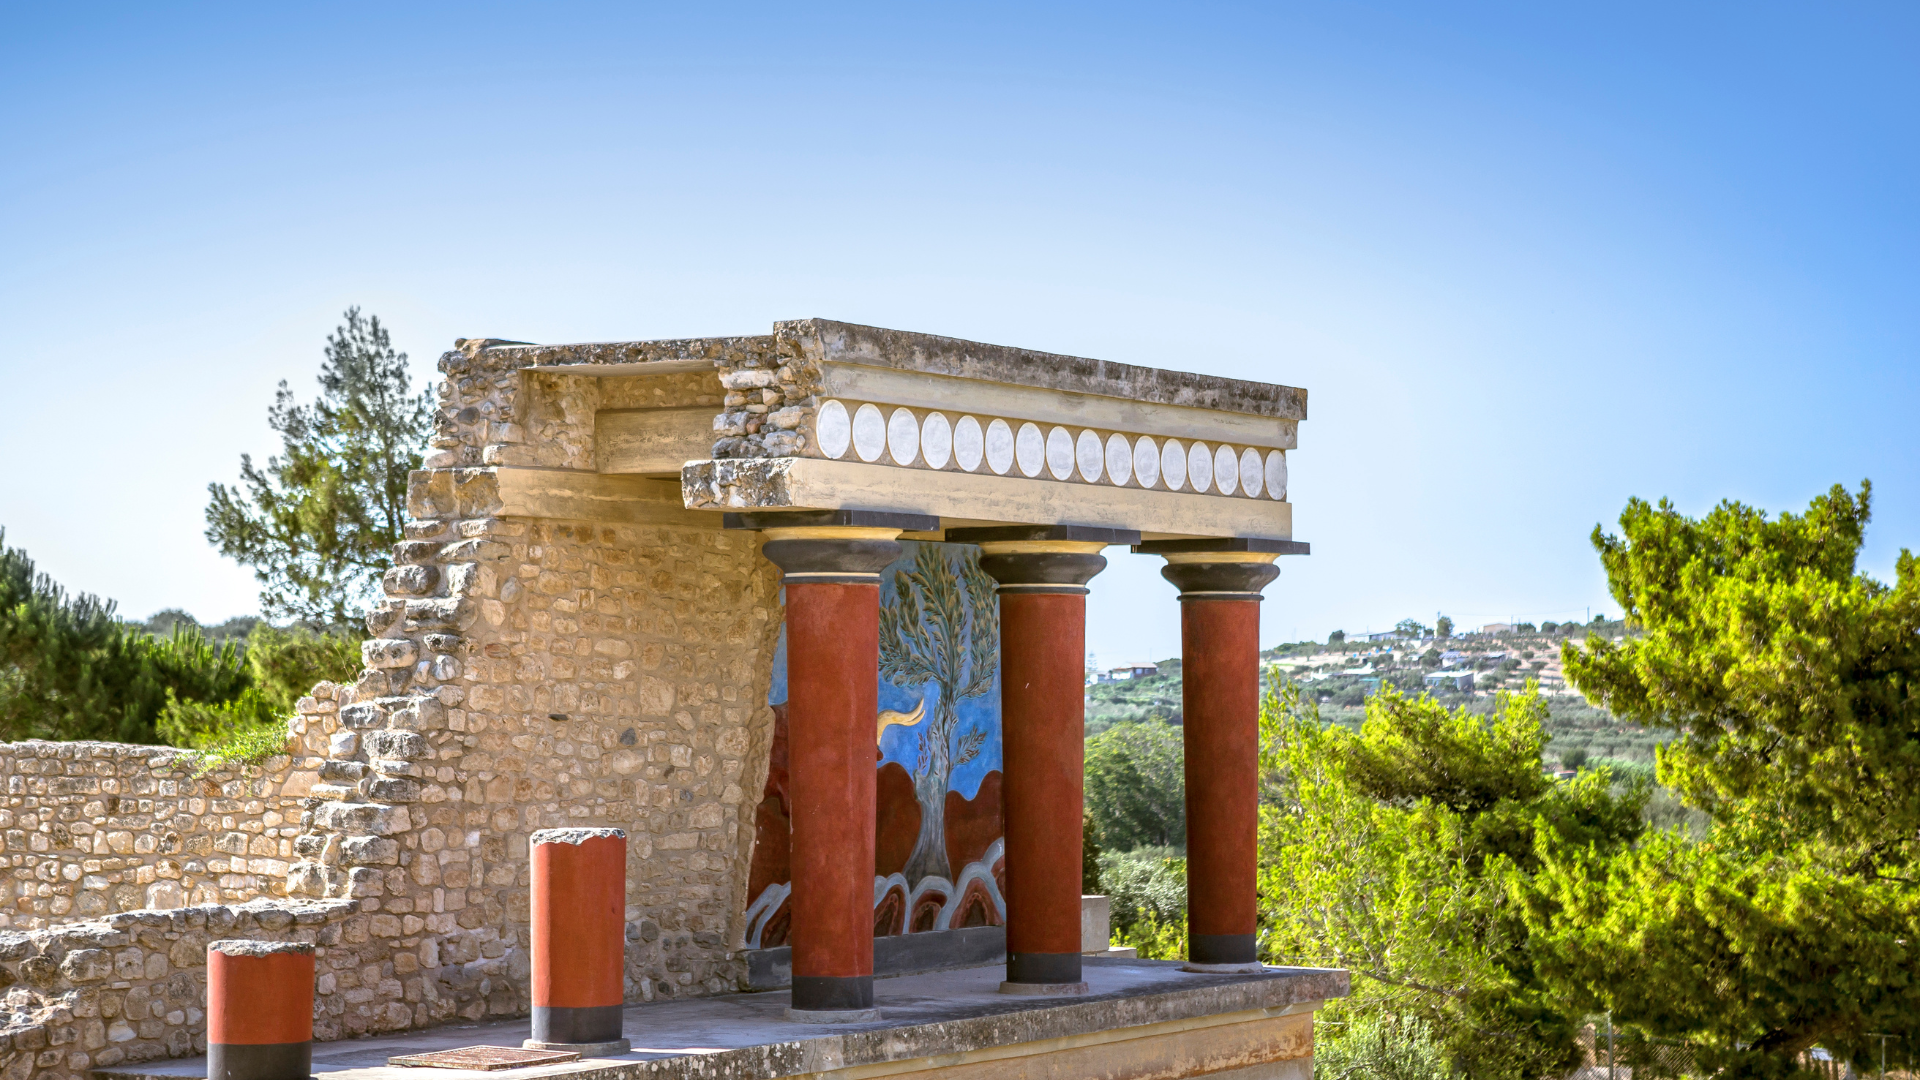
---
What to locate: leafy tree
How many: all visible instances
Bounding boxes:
[1329,630,1346,645]
[1396,618,1430,638]
[1260,681,1645,1080]
[1436,616,1454,639]
[1314,1012,1456,1080]
[1084,717,1186,850]
[1520,482,1920,1077]
[1098,847,1189,959]
[205,308,431,626]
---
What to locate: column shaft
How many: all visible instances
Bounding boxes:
[784,579,881,1011]
[999,590,1089,983]
[207,941,314,1080]
[528,828,629,1051]
[1181,598,1262,966]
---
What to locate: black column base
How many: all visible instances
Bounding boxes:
[792,974,874,1011]
[531,1004,624,1044]
[1188,932,1258,965]
[209,1042,311,1080]
[1006,951,1083,985]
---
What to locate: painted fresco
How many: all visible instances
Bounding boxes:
[743,541,1004,948]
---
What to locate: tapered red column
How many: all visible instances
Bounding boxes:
[743,511,932,1021]
[527,828,630,1053]
[954,526,1137,995]
[1138,538,1299,973]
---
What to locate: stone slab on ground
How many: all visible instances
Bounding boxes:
[93,958,1347,1080]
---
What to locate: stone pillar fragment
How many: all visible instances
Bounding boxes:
[1137,537,1303,972]
[738,509,936,1021]
[953,525,1138,996]
[526,828,632,1054]
[207,940,315,1080]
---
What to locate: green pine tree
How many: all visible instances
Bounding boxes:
[1520,482,1920,1078]
[205,308,431,627]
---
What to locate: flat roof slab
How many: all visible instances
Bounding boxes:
[96,960,1345,1080]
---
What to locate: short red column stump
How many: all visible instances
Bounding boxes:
[526,827,631,1055]
[207,940,314,1080]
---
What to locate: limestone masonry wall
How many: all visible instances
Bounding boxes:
[0,899,357,1080]
[0,743,320,930]
[0,335,789,1080]
[287,337,786,1022]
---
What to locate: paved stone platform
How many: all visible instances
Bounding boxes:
[94,958,1347,1080]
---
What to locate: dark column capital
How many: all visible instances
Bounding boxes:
[948,525,1136,596]
[1158,560,1280,601]
[761,532,903,584]
[1134,537,1307,601]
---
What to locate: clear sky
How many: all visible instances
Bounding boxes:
[3,3,1915,665]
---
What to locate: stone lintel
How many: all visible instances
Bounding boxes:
[1134,537,1311,556]
[684,458,1291,542]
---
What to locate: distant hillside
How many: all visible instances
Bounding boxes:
[1084,619,1669,766]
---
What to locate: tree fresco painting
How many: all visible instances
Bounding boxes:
[743,541,1005,949]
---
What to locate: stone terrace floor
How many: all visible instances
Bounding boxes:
[94,958,1347,1080]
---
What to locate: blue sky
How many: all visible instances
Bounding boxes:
[3,3,1915,664]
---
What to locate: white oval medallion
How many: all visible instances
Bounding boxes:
[1016,423,1046,477]
[1188,441,1213,493]
[817,400,851,460]
[1076,430,1104,482]
[1214,444,1238,495]
[1266,450,1287,500]
[887,407,920,466]
[1132,436,1160,489]
[988,419,1018,475]
[1106,433,1133,486]
[852,403,886,463]
[921,412,953,470]
[1238,447,1263,498]
[956,416,986,472]
[1045,427,1075,480]
[1161,438,1187,491]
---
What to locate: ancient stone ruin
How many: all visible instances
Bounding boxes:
[0,320,1339,1080]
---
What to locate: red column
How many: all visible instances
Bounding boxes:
[1138,541,1290,973]
[956,526,1135,995]
[999,590,1091,988]
[784,578,881,1014]
[207,941,314,1080]
[527,828,630,1052]
[1180,596,1264,970]
[757,521,913,1020]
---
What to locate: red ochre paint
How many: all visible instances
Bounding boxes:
[207,950,314,1046]
[1181,598,1262,943]
[785,581,879,982]
[531,833,626,1008]
[998,591,1087,959]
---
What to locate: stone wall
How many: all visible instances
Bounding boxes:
[286,337,787,1021]
[0,899,357,1080]
[0,742,324,930]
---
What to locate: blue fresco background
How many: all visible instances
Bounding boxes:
[766,540,1002,801]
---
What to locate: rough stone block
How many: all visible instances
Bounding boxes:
[60,949,112,983]
[339,836,400,866]
[362,639,418,670]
